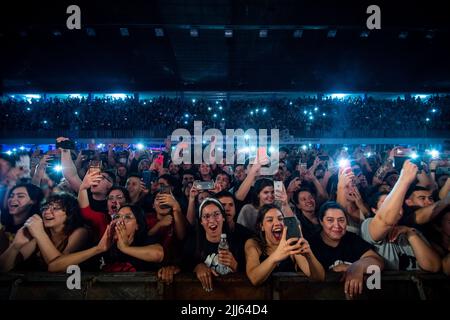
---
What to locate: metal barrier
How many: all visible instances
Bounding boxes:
[1,272,448,300]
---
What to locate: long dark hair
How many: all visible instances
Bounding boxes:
[251,178,274,208]
[1,183,44,233]
[195,198,230,261]
[107,204,149,262]
[254,204,281,255]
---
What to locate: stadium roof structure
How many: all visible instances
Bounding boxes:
[1,0,450,93]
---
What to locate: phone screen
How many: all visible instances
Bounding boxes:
[274,181,283,194]
[193,180,215,190]
[284,216,302,240]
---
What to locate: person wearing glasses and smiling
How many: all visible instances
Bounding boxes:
[78,170,130,241]
[48,204,164,272]
[0,193,88,272]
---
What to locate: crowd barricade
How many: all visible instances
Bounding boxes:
[1,271,448,300]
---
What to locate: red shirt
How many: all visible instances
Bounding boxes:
[81,206,110,241]
[145,213,173,251]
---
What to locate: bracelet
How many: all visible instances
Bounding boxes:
[430,169,436,173]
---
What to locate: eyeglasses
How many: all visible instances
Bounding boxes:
[201,211,222,221]
[101,174,113,183]
[41,204,63,213]
[107,195,125,201]
[111,213,135,221]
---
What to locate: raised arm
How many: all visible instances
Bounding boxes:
[78,171,102,209]
[369,160,418,241]
[439,177,450,200]
[412,195,450,225]
[235,162,260,201]
[186,186,199,226]
[57,137,82,192]
[157,194,188,240]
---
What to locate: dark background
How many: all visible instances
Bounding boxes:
[1,0,449,93]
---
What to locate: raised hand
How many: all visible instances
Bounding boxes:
[80,171,102,190]
[272,227,302,262]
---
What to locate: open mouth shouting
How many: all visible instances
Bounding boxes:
[272,225,283,241]
[208,223,219,234]
[110,204,118,214]
[8,203,19,212]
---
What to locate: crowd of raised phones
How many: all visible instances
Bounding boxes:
[1,95,449,135]
[0,139,449,298]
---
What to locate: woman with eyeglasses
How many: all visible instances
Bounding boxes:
[167,198,245,292]
[0,193,88,272]
[48,204,164,272]
[78,169,130,241]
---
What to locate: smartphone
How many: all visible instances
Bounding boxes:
[159,185,172,195]
[273,181,284,207]
[283,216,302,240]
[193,180,215,190]
[89,160,102,174]
[142,170,158,188]
[56,139,75,150]
[319,155,329,161]
[274,181,283,195]
[299,162,307,170]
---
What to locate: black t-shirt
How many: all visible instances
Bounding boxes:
[182,229,247,272]
[87,189,108,213]
[294,208,321,241]
[229,223,255,269]
[309,232,374,271]
[399,205,424,232]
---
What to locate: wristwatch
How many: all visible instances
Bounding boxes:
[430,169,436,173]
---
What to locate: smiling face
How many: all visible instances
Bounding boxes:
[297,191,316,214]
[200,203,224,241]
[199,163,211,176]
[320,208,347,242]
[261,208,284,245]
[41,201,67,230]
[107,189,127,216]
[126,176,141,199]
[7,187,34,217]
[258,186,274,207]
